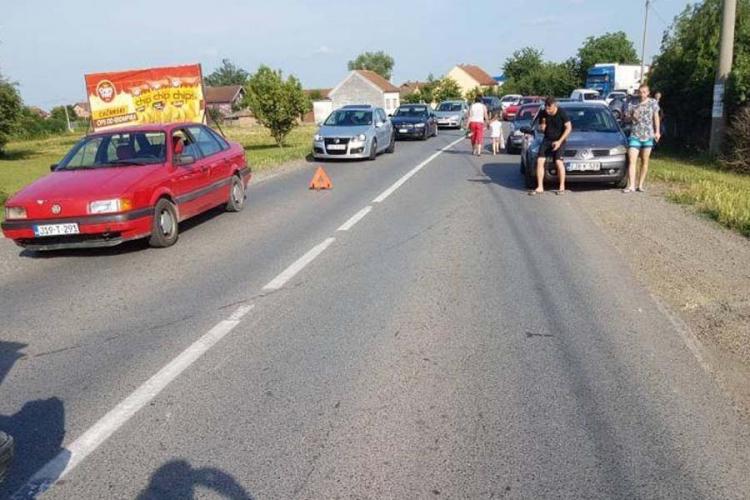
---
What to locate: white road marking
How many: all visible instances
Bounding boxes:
[372,136,464,203]
[12,304,255,499]
[337,206,372,231]
[262,237,336,291]
[13,136,466,498]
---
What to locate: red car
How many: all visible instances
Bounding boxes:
[503,96,542,121]
[2,123,251,250]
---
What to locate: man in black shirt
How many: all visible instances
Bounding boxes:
[531,96,572,195]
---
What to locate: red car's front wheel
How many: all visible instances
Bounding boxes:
[149,198,179,248]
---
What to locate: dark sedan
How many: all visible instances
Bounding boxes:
[482,96,502,116]
[507,103,542,154]
[391,104,438,140]
[519,103,629,189]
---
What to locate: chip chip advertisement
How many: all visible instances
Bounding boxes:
[84,64,205,131]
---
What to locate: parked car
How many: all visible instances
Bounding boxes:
[503,96,542,121]
[482,96,503,116]
[519,102,628,189]
[312,105,395,160]
[2,123,251,250]
[605,91,627,105]
[391,104,438,140]
[500,94,522,111]
[608,94,640,123]
[570,88,607,104]
[507,103,542,154]
[434,100,468,128]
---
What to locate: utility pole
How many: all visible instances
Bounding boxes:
[640,0,650,85]
[710,0,738,155]
[63,104,73,133]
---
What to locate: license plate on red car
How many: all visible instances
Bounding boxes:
[33,223,80,237]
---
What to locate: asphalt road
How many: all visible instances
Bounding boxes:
[1,129,749,499]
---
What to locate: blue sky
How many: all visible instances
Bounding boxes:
[1,0,693,108]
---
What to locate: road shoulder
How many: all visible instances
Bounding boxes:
[576,184,750,415]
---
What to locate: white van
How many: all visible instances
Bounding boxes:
[570,89,607,105]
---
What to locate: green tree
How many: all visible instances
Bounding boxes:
[465,86,484,103]
[0,74,22,154]
[49,105,77,124]
[347,51,395,80]
[433,77,463,103]
[244,65,310,147]
[503,47,544,82]
[501,60,578,98]
[576,31,639,82]
[205,59,250,87]
[402,92,424,104]
[649,0,750,148]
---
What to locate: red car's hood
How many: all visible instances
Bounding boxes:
[10,165,162,204]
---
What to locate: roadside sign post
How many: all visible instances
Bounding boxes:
[709,0,738,155]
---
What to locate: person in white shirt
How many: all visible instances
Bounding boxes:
[489,113,504,155]
[468,95,489,156]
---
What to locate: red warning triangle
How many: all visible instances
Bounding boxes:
[309,166,332,190]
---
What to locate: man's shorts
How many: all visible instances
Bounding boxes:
[628,137,655,149]
[539,140,565,162]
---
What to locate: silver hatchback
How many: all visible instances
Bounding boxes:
[312,105,395,160]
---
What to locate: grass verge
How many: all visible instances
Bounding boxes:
[0,125,315,212]
[650,154,750,237]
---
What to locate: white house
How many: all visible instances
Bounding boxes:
[324,70,400,119]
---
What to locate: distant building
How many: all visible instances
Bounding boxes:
[204,85,246,116]
[399,81,428,99]
[28,106,50,119]
[73,102,90,119]
[304,88,332,123]
[327,70,401,117]
[446,64,497,96]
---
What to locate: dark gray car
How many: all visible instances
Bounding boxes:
[519,103,629,189]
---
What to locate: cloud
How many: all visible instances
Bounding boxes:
[522,16,558,27]
[313,45,334,55]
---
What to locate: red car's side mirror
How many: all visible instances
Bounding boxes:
[174,155,195,166]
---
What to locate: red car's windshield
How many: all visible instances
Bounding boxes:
[57,131,167,170]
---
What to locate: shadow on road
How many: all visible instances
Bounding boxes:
[473,161,624,194]
[137,460,254,500]
[18,205,230,260]
[0,341,69,498]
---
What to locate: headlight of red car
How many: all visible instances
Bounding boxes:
[4,206,28,220]
[88,198,133,214]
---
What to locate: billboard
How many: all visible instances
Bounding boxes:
[84,64,205,131]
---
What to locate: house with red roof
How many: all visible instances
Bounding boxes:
[446,64,498,97]
[204,85,246,116]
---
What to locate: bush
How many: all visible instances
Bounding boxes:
[722,106,750,174]
[0,78,22,155]
[244,65,309,147]
[649,0,750,149]
[12,107,67,140]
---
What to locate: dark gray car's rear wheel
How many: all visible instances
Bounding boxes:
[386,133,395,153]
[523,160,536,189]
